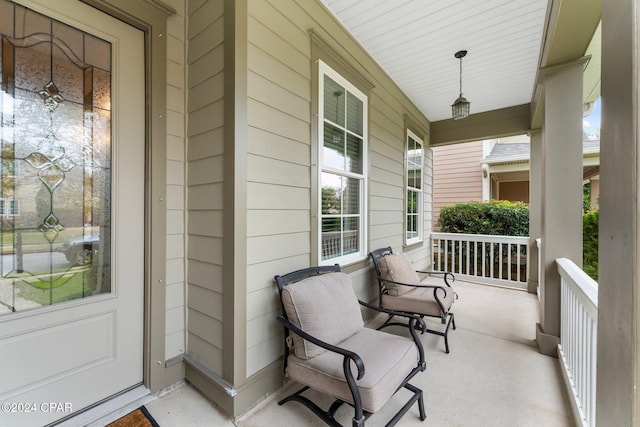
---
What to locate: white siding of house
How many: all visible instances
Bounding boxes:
[245,0,431,377]
[185,0,225,375]
[165,0,187,360]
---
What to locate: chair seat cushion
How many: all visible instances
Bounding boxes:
[281,272,364,359]
[286,327,418,413]
[382,282,456,317]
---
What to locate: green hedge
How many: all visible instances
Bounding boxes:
[583,210,599,281]
[437,201,529,236]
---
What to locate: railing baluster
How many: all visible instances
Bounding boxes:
[473,241,478,277]
[489,242,494,278]
[466,240,470,275]
[507,245,513,280]
[481,242,486,278]
[516,244,521,282]
[498,243,503,279]
[444,239,449,273]
[556,258,598,427]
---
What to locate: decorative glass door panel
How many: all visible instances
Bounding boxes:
[0,0,112,314]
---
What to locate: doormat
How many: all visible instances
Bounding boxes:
[108,406,160,427]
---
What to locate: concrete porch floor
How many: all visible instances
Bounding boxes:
[145,281,573,426]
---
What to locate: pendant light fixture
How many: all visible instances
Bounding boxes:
[451,50,470,120]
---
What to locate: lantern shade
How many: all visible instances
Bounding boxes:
[451,95,470,120]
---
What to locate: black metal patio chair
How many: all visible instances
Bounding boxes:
[275,264,427,427]
[369,247,457,353]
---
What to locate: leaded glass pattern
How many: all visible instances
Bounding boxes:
[0,0,112,314]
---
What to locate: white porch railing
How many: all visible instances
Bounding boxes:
[557,258,598,427]
[321,230,358,260]
[431,232,529,289]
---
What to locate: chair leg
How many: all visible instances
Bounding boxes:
[352,415,366,427]
[393,383,426,426]
[278,386,343,427]
[443,313,455,354]
[417,388,426,421]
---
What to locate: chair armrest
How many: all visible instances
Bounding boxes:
[358,300,426,330]
[416,270,455,286]
[377,275,451,299]
[277,316,365,380]
[358,300,425,366]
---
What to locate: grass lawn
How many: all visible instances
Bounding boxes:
[1,228,99,248]
[12,268,101,306]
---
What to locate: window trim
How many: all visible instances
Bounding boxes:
[405,129,424,245]
[317,59,368,266]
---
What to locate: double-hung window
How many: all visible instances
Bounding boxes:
[406,129,423,244]
[0,198,19,216]
[318,60,367,265]
[7,198,19,216]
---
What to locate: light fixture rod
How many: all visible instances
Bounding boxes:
[455,50,467,96]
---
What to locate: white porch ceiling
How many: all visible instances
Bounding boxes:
[319,0,549,122]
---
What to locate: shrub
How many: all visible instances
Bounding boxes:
[437,201,529,236]
[583,210,599,281]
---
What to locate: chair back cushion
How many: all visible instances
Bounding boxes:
[377,253,420,296]
[281,272,364,359]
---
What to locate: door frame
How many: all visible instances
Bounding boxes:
[79,0,181,393]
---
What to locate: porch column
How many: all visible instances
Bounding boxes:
[597,0,640,424]
[527,129,542,295]
[536,60,585,356]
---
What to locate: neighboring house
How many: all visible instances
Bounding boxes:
[433,135,601,227]
[432,140,484,226]
[481,136,600,208]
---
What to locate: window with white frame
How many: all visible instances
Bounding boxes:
[318,60,367,265]
[0,198,19,216]
[406,130,423,244]
[7,198,19,216]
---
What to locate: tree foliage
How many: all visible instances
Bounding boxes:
[437,200,529,236]
[583,210,599,281]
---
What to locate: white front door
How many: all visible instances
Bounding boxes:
[0,1,145,425]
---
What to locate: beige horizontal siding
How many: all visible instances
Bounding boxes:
[245,0,431,378]
[185,0,225,376]
[247,127,310,164]
[245,333,280,379]
[188,333,223,374]
[189,308,223,352]
[247,210,310,237]
[189,284,223,322]
[188,259,223,293]
[163,0,187,361]
[246,253,310,293]
[189,128,224,161]
[247,232,310,265]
